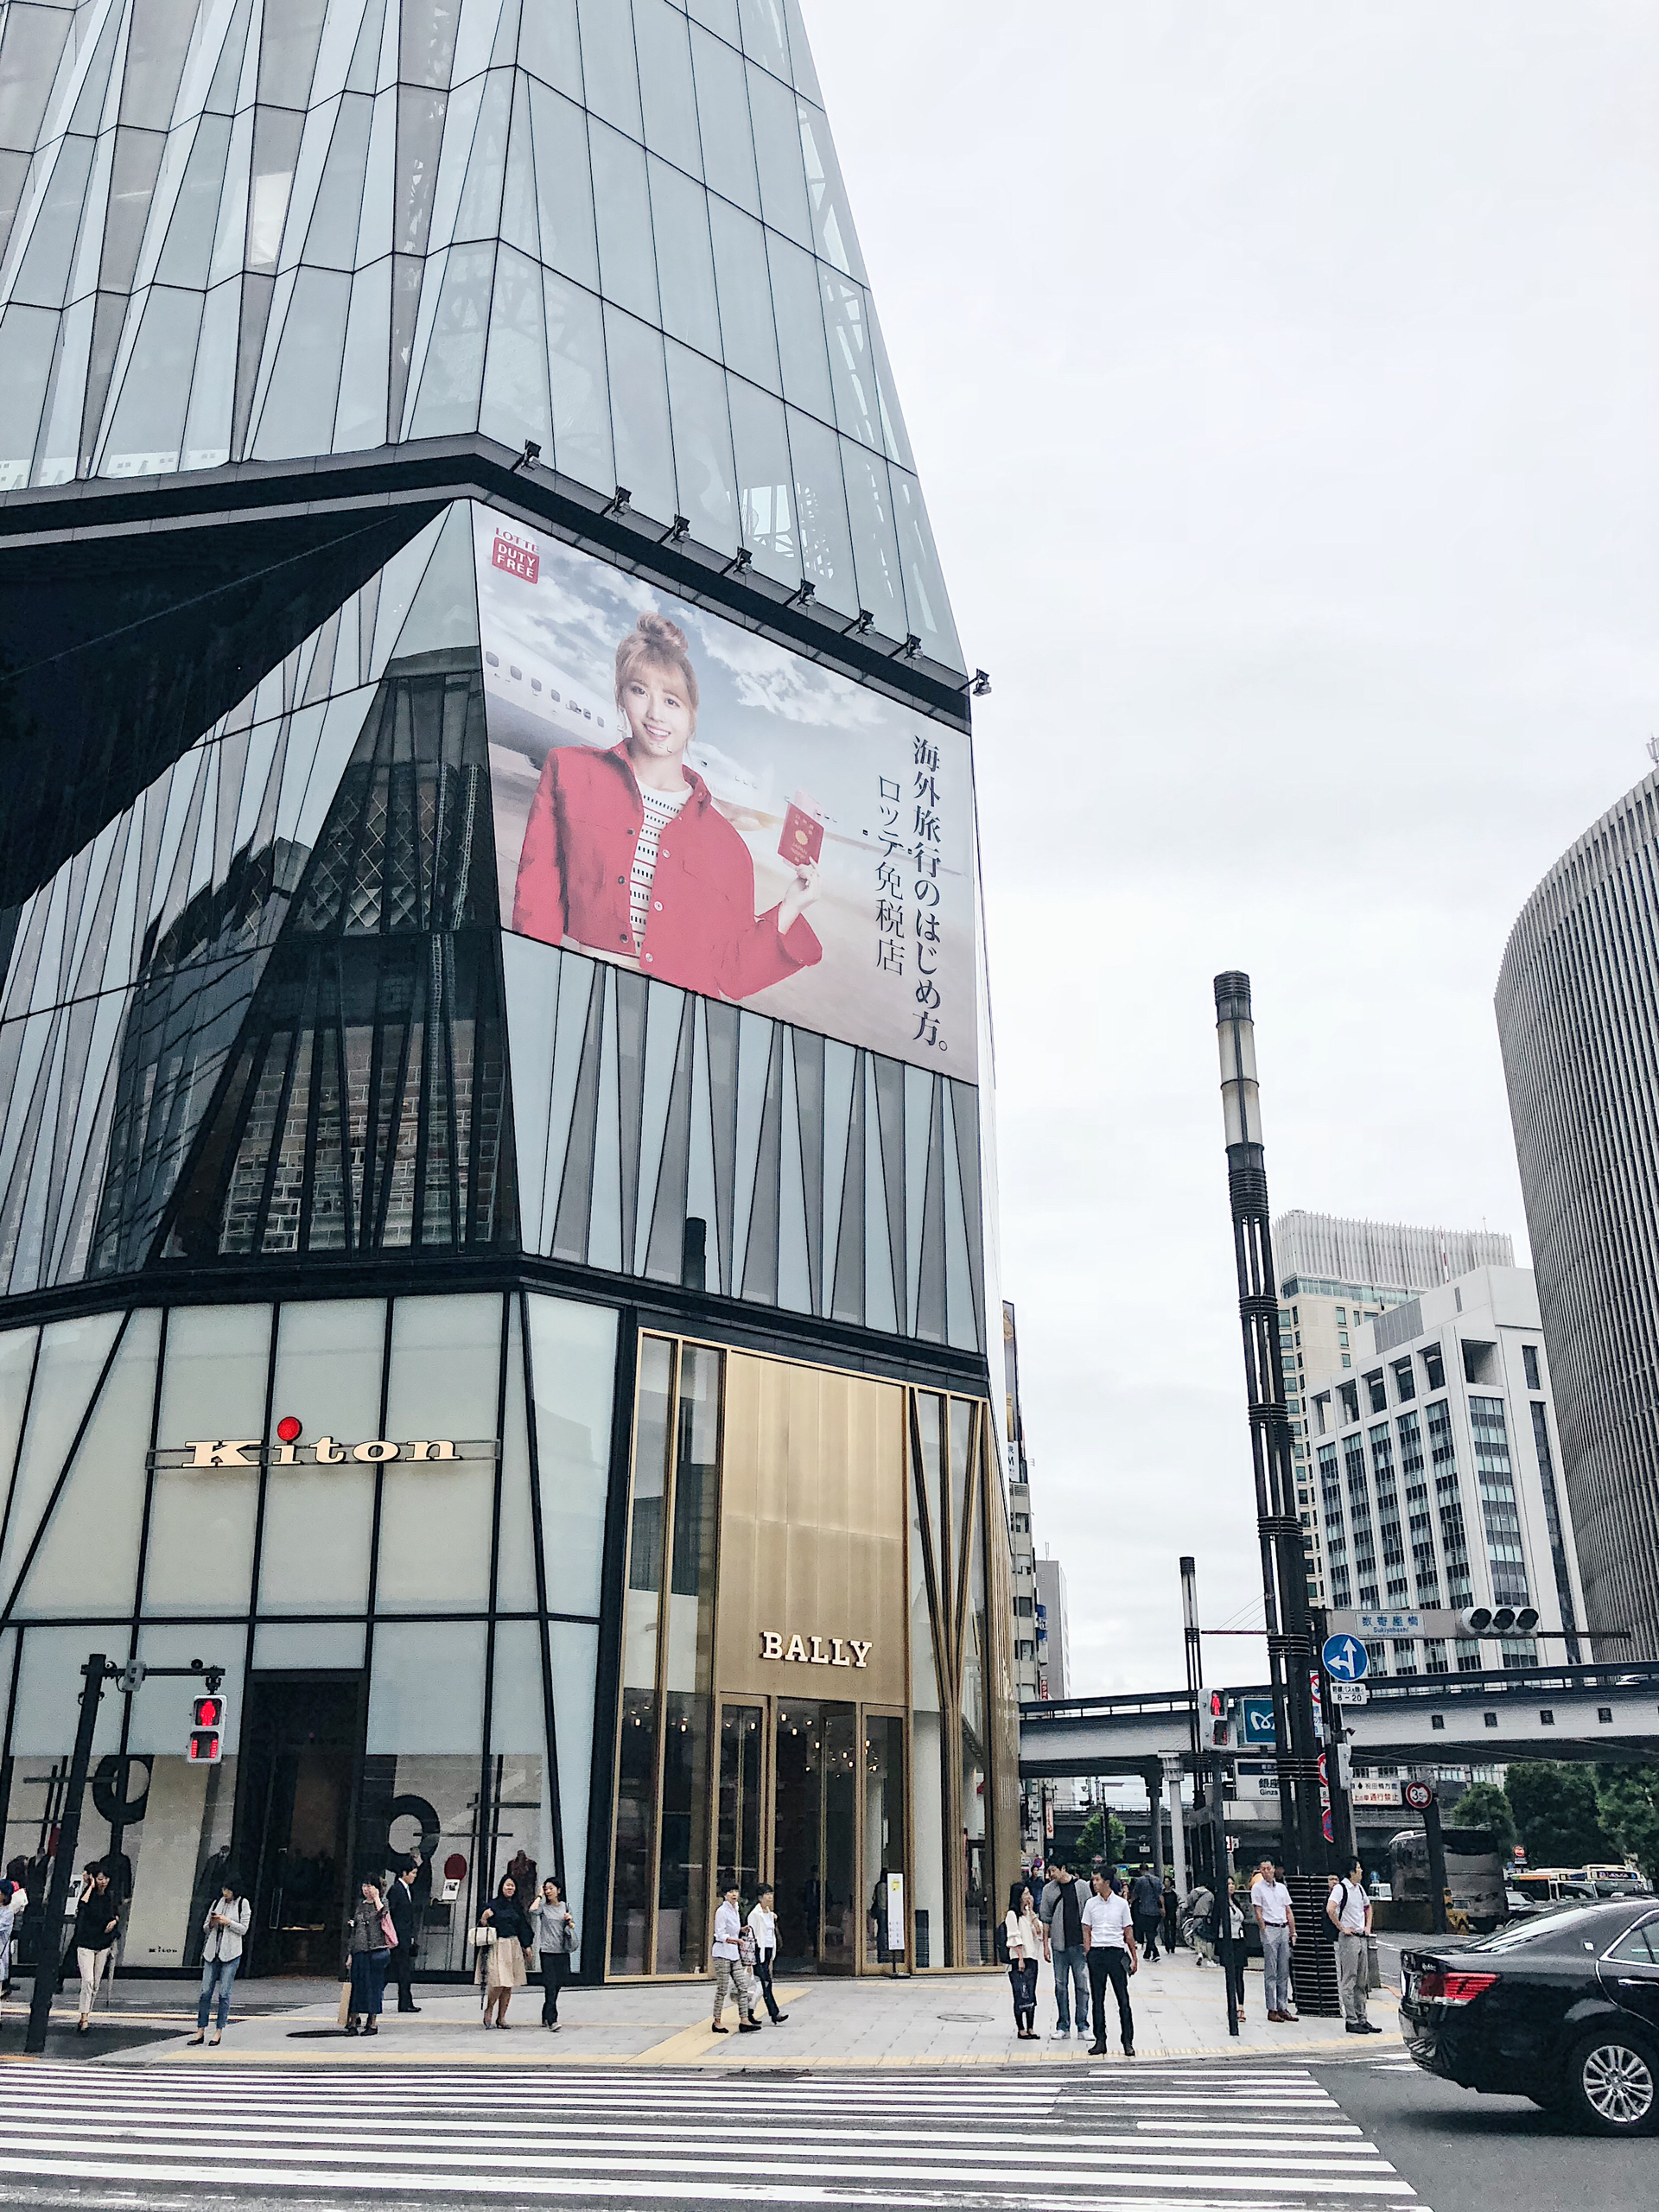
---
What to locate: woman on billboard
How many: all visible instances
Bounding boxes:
[512,612,822,1001]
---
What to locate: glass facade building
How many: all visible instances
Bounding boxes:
[0,0,1014,1984]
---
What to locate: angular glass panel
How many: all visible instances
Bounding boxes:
[525,1291,616,1619]
[665,340,735,550]
[782,0,823,105]
[407,239,494,435]
[32,291,92,485]
[12,132,95,308]
[452,66,511,242]
[145,1304,270,1615]
[787,404,857,616]
[864,296,915,469]
[120,0,199,130]
[334,251,391,450]
[611,1333,672,1977]
[98,284,203,477]
[155,110,232,286]
[798,98,864,281]
[738,0,790,79]
[727,373,796,586]
[499,69,539,257]
[604,302,675,520]
[301,89,374,270]
[180,274,237,466]
[0,304,59,488]
[544,268,612,490]
[251,264,350,458]
[842,442,906,639]
[394,84,448,257]
[891,467,964,671]
[247,104,304,269]
[588,119,658,325]
[687,0,741,39]
[746,56,808,245]
[820,270,881,449]
[258,0,328,108]
[527,80,597,290]
[480,239,553,457]
[517,0,582,97]
[0,148,29,268]
[0,6,74,155]
[367,1622,486,1751]
[690,22,758,215]
[647,154,719,359]
[708,197,777,391]
[766,228,831,423]
[399,0,461,89]
[257,1297,384,1615]
[576,0,642,141]
[635,0,701,175]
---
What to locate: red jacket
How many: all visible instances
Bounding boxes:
[511,742,822,1001]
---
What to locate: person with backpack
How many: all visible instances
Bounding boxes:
[1326,1859,1379,2033]
[1037,1859,1090,2041]
[1128,1866,1164,1960]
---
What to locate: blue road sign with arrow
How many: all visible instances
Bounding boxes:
[1321,1632,1370,1682]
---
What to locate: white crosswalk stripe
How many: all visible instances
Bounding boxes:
[0,2063,1423,2208]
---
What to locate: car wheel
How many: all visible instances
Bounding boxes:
[1565,2030,1659,2135]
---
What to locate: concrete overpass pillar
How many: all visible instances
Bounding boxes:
[1161,1752,1187,1897]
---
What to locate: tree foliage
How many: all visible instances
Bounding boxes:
[1451,1781,1516,1853]
[1595,1764,1659,1883]
[1504,1761,1609,1866]
[1073,1808,1128,1867]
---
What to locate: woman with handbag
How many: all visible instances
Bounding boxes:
[477,1874,532,2028]
[1004,1880,1044,2039]
[345,1879,393,2036]
[531,1878,576,2031]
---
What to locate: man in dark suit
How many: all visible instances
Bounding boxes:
[386,1857,422,2012]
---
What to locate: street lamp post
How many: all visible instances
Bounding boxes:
[1213,973,1325,1878]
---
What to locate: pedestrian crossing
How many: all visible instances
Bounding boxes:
[0,2063,1421,2207]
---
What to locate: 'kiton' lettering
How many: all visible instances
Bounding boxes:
[760,1631,871,1667]
[185,1437,458,1466]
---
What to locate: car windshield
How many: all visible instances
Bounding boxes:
[1460,1905,1613,1952]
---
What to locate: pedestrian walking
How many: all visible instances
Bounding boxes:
[1004,1882,1044,2038]
[1181,1879,1215,1964]
[531,1877,577,2030]
[1251,1857,1299,2022]
[1327,1859,1380,2034]
[478,1874,532,2029]
[1082,1872,1137,2056]
[73,1865,120,2034]
[345,1879,393,2036]
[386,1858,421,2013]
[747,1885,788,2024]
[1037,1859,1090,2040]
[0,1882,13,2023]
[1128,1866,1163,1961]
[1161,1872,1180,1955]
[1211,1875,1246,2016]
[710,1881,762,2033]
[186,1879,251,2046]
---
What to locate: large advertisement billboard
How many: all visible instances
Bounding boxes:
[474,507,976,1080]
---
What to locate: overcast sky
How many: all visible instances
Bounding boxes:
[807,3,1659,1692]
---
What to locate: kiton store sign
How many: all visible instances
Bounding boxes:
[168,1420,486,1469]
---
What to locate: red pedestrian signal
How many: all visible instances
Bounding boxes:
[188,1694,225,1762]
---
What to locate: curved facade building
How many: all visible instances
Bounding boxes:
[0,0,1015,1987]
[1496,772,1659,1661]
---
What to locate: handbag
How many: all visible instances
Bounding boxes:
[470,1923,497,1948]
[378,1908,397,1950]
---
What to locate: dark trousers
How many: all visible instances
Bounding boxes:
[1086,1947,1134,2052]
[1222,1937,1246,2009]
[349,1948,389,2019]
[539,1951,569,2023]
[1134,1911,1160,1960]
[1163,1901,1179,1952]
[392,1944,417,2011]
[1008,1956,1038,2026]
[755,1948,782,2021]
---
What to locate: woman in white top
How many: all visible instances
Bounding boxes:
[746,1885,787,2024]
[1005,1881,1045,2039]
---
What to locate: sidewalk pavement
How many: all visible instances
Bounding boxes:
[3,1945,1401,2068]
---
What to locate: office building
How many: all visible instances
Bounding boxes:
[1497,771,1659,1658]
[1275,1212,1514,1602]
[1033,1556,1069,1701]
[0,0,1014,1986]
[1003,1300,1039,1705]
[1302,1268,1586,1674]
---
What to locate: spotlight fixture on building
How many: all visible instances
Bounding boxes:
[969,669,991,697]
[724,546,753,575]
[665,513,690,544]
[788,578,816,607]
[897,632,921,659]
[602,485,632,518]
[509,439,541,473]
[851,608,875,634]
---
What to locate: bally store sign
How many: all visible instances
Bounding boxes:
[760,1632,873,1668]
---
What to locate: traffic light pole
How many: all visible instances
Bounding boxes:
[23,1655,226,2053]
[1214,974,1325,1878]
[26,1655,112,2055]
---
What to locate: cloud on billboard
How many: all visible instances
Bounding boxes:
[474,505,976,1079]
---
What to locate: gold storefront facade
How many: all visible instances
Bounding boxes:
[606,1334,1020,1979]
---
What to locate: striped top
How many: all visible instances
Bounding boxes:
[631,782,691,948]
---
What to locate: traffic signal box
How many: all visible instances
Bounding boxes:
[1201,1688,1234,1751]
[188,1694,225,1763]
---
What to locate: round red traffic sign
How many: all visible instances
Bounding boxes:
[1403,1780,1433,1812]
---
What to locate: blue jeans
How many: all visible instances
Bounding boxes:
[197,1955,239,2030]
[350,1948,390,2018]
[1052,1943,1090,2033]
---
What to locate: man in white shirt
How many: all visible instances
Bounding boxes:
[1251,1857,1298,2023]
[746,1885,787,2025]
[1081,1872,1137,2056]
[1326,1859,1379,2033]
[709,1884,760,2034]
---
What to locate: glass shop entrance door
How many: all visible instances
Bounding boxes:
[238,1673,362,1976]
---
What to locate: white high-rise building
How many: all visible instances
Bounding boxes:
[1301,1267,1586,1674]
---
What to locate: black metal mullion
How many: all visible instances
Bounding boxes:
[0,1310,131,1629]
[519,1291,565,1898]
[475,1293,511,1912]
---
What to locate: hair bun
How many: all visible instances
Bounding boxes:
[633,610,689,655]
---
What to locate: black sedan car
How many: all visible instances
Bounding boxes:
[1402,1897,1659,2135]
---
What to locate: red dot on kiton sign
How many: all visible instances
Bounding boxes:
[276,1416,302,1443]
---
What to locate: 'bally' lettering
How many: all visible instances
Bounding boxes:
[760,1631,873,1667]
